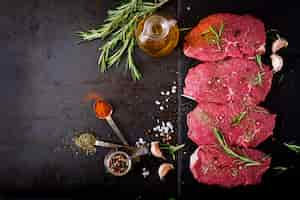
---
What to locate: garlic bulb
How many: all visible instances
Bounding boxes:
[150,141,165,160]
[256,44,266,55]
[270,54,283,73]
[272,38,288,53]
[158,163,174,180]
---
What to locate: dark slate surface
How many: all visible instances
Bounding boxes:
[1,0,300,199]
[0,0,178,199]
[178,0,300,197]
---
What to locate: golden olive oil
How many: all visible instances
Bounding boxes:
[135,15,179,57]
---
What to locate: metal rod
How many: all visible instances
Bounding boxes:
[105,115,129,145]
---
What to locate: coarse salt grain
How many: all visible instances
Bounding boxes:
[142,169,150,178]
[160,91,165,95]
[159,106,164,111]
[155,100,161,105]
[166,91,170,96]
[166,121,173,129]
[136,137,146,147]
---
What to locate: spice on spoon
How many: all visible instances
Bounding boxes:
[74,132,97,155]
[94,99,112,119]
[93,99,129,145]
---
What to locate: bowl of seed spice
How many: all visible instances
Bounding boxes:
[104,150,132,176]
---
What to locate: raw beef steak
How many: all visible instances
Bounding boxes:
[187,103,276,148]
[184,58,273,105]
[190,145,271,188]
[184,13,266,61]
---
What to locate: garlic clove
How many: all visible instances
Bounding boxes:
[150,141,166,160]
[158,163,174,180]
[272,38,288,53]
[270,54,283,73]
[256,44,266,55]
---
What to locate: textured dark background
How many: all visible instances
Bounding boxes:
[1,0,300,199]
[0,0,178,199]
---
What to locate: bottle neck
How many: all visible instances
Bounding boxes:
[140,15,173,42]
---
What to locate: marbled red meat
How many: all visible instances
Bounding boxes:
[187,103,276,148]
[190,145,271,188]
[184,58,273,105]
[184,13,266,61]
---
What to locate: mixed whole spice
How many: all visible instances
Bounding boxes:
[108,152,131,175]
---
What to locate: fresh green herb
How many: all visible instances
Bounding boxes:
[77,0,171,80]
[284,143,300,154]
[212,128,260,166]
[201,22,224,49]
[255,54,263,70]
[272,166,288,171]
[160,143,185,160]
[272,166,288,175]
[231,111,247,126]
[179,27,192,32]
[252,71,265,86]
[278,74,285,84]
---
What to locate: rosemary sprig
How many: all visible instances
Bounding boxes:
[212,128,260,166]
[201,22,224,49]
[179,27,192,32]
[284,143,300,154]
[272,166,288,171]
[255,54,263,70]
[252,71,265,86]
[272,166,288,176]
[231,111,247,126]
[160,143,185,160]
[77,0,170,80]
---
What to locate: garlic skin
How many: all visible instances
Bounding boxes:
[150,141,166,160]
[158,163,174,180]
[272,38,288,53]
[256,44,266,55]
[270,54,283,73]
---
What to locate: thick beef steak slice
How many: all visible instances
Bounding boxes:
[184,58,273,105]
[187,103,276,148]
[184,13,266,61]
[190,145,271,188]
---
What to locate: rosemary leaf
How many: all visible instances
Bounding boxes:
[179,27,192,32]
[272,166,288,171]
[160,143,185,160]
[284,143,300,154]
[255,55,263,70]
[272,166,288,175]
[212,128,260,166]
[231,111,247,126]
[252,71,265,86]
[201,22,224,50]
[219,22,224,38]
